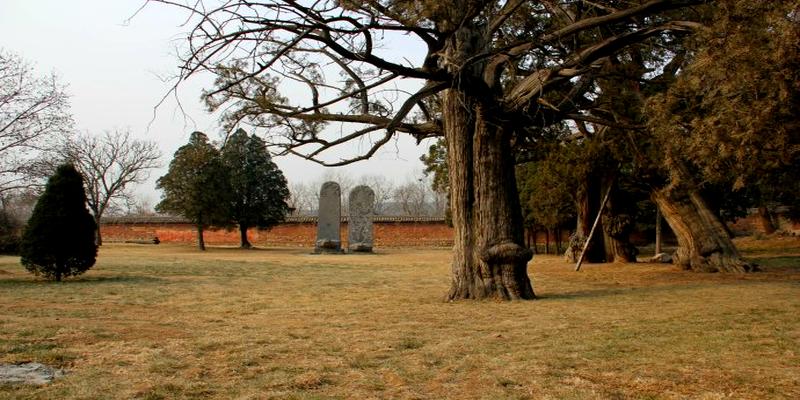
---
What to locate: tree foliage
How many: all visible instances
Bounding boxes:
[20,164,97,281]
[221,128,290,248]
[647,0,800,189]
[516,160,574,231]
[420,138,449,195]
[156,132,231,250]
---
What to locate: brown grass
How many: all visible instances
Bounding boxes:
[1,238,799,399]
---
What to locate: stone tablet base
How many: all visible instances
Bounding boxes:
[348,243,373,253]
[314,239,343,254]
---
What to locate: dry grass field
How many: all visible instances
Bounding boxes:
[1,237,799,399]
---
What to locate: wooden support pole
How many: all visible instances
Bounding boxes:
[575,183,614,271]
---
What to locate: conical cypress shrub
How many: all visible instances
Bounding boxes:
[20,164,97,281]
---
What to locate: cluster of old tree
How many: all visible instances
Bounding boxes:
[156,0,798,299]
[156,129,291,250]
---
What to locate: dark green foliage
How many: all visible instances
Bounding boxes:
[647,0,800,189]
[420,137,451,224]
[420,138,448,195]
[19,164,97,281]
[221,128,290,247]
[156,132,231,250]
[643,0,800,227]
[0,209,20,255]
[516,161,574,231]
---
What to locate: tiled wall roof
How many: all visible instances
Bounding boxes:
[101,215,447,224]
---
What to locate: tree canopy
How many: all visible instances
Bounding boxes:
[221,128,291,248]
[20,164,97,281]
[156,131,231,250]
[647,0,800,190]
[37,130,162,245]
[154,0,703,162]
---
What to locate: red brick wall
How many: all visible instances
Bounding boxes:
[101,221,455,248]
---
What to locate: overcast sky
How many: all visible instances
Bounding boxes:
[0,0,433,205]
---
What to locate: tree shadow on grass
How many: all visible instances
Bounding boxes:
[0,275,164,288]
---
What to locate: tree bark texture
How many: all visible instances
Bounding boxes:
[239,224,252,248]
[756,206,776,235]
[652,185,754,272]
[444,92,534,300]
[601,178,638,263]
[442,23,534,300]
[565,177,605,263]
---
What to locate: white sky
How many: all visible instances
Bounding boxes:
[0,0,433,204]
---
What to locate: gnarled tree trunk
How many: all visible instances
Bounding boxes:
[652,184,754,272]
[601,178,638,263]
[442,22,534,300]
[444,92,534,300]
[565,177,605,263]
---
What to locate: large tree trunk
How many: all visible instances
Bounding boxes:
[601,178,638,263]
[239,224,252,249]
[565,177,605,263]
[444,93,534,300]
[443,22,533,300]
[652,184,754,272]
[756,206,777,235]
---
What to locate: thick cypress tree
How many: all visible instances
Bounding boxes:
[221,129,290,248]
[20,164,97,281]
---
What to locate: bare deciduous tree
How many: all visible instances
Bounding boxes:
[0,49,72,193]
[288,181,314,216]
[125,194,157,217]
[314,171,354,215]
[357,174,395,215]
[394,175,434,217]
[64,130,161,245]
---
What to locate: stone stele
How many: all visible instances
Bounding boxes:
[348,185,375,252]
[315,181,342,253]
